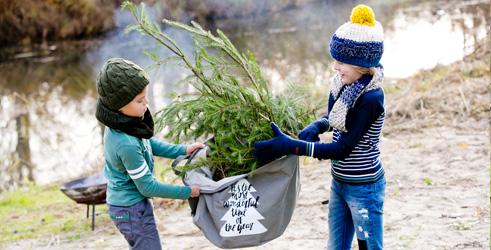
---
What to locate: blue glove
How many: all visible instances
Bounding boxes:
[253,122,309,164]
[298,117,329,142]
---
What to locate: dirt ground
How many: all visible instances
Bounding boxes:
[3,46,490,250]
[3,113,489,250]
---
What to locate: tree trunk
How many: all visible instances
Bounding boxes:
[15,112,35,184]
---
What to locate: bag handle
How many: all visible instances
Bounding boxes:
[171,154,190,176]
[171,138,213,176]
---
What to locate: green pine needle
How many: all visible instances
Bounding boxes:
[123,2,327,180]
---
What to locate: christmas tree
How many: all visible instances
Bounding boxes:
[122,2,326,180]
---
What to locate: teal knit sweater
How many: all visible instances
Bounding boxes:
[103,127,191,206]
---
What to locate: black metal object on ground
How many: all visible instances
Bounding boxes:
[58,174,107,230]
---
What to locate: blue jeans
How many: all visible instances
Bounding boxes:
[107,199,162,250]
[327,175,386,250]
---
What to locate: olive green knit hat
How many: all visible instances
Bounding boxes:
[96,58,150,111]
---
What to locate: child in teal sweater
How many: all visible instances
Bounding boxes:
[95,58,203,249]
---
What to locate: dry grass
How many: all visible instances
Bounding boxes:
[0,0,125,46]
[0,0,316,47]
[383,38,490,136]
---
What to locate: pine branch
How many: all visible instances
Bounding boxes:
[123,2,222,98]
[122,1,327,179]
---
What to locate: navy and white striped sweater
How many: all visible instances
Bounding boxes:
[308,87,385,185]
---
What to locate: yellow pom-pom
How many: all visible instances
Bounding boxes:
[350,5,375,27]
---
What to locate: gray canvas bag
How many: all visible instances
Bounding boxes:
[172,146,300,248]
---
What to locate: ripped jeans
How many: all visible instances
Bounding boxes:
[327,175,386,250]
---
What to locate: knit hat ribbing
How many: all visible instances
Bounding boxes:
[329,5,384,68]
[96,58,150,111]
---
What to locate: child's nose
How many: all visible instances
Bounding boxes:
[333,61,340,71]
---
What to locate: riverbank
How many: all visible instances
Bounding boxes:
[0,0,321,47]
[0,0,125,46]
[1,37,489,249]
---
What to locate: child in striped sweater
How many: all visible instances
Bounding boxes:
[253,4,386,250]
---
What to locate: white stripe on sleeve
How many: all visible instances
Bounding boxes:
[128,162,149,180]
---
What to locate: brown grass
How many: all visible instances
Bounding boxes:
[383,38,490,135]
[0,0,124,46]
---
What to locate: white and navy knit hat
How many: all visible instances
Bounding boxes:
[329,5,384,68]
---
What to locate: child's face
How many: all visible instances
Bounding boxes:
[118,86,149,117]
[333,60,363,85]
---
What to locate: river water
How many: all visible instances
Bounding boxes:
[0,0,488,189]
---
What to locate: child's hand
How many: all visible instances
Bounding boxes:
[185,143,206,155]
[254,123,308,164]
[190,184,200,197]
[298,119,326,142]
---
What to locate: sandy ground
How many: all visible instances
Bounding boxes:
[3,43,490,249]
[3,115,489,249]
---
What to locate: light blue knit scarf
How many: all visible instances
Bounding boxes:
[329,67,384,133]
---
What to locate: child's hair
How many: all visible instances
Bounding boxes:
[354,66,377,76]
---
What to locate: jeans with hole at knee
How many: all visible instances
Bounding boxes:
[327,175,386,250]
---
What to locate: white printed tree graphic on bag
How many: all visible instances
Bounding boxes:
[220,179,267,237]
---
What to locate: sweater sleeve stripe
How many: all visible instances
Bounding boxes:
[128,162,149,180]
[127,162,146,174]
